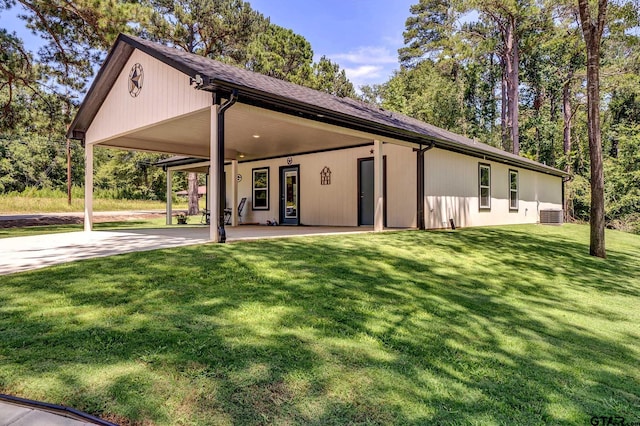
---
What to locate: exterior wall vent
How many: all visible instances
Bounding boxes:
[540,209,563,225]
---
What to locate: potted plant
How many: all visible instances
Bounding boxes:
[176,212,188,225]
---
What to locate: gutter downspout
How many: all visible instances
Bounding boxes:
[215,90,238,243]
[415,142,435,230]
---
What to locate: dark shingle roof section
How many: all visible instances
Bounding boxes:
[71,33,567,177]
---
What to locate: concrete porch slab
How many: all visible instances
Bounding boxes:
[0,225,375,276]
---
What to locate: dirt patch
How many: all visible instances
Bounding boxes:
[0,213,165,229]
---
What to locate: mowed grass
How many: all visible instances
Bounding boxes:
[0,195,188,214]
[0,224,638,425]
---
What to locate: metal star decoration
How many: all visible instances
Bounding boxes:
[128,63,144,97]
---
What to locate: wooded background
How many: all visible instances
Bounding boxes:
[1,0,639,237]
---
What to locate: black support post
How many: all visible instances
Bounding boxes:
[416,147,425,230]
[415,143,434,231]
[214,90,238,243]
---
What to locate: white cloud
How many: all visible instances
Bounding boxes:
[323,44,401,91]
[331,46,397,65]
[344,65,384,80]
[341,65,387,90]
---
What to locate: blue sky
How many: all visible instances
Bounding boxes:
[1,0,416,89]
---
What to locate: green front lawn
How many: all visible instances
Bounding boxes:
[0,224,638,425]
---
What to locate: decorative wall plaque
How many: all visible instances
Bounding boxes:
[287,157,293,165]
[128,63,144,97]
[320,166,331,185]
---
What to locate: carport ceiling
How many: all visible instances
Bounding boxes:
[97,102,374,160]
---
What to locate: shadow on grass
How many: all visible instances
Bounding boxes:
[0,225,639,424]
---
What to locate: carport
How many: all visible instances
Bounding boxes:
[67,34,420,243]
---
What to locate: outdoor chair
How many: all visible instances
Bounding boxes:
[200,209,210,225]
[224,197,246,225]
[200,197,246,225]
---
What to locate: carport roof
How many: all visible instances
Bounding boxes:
[68,33,567,177]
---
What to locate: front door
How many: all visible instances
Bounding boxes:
[280,165,300,225]
[358,159,374,225]
[358,157,387,226]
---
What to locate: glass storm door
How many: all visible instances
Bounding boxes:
[280,166,299,225]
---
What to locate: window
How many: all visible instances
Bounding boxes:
[252,167,269,210]
[509,169,519,211]
[479,163,491,210]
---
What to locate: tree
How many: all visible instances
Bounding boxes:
[381,60,465,132]
[401,0,540,154]
[1,0,142,91]
[0,29,36,130]
[187,172,199,215]
[470,0,546,155]
[309,56,355,98]
[141,0,267,65]
[577,0,607,258]
[94,150,167,199]
[245,24,313,84]
[399,0,458,66]
[358,84,383,105]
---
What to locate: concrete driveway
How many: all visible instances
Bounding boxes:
[0,226,372,275]
[0,228,208,275]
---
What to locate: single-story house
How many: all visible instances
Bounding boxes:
[67,34,567,242]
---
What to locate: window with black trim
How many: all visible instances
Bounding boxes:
[252,167,269,210]
[479,163,491,210]
[509,169,519,211]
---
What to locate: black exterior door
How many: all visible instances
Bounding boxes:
[279,165,300,225]
[358,157,387,227]
[358,158,374,226]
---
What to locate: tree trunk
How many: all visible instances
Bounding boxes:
[563,77,573,222]
[578,0,607,258]
[188,172,199,215]
[501,61,509,151]
[505,17,520,155]
[534,89,543,162]
[585,49,606,258]
[563,76,572,173]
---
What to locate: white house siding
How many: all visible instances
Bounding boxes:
[85,49,210,145]
[224,143,417,227]
[424,148,562,229]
